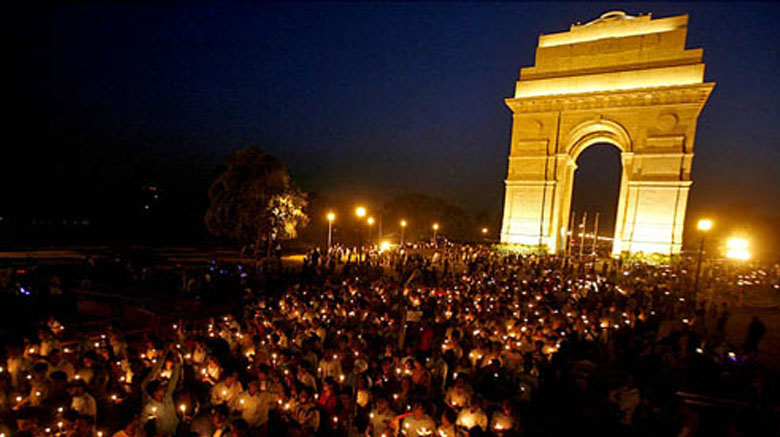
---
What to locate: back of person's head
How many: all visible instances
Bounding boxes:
[213,404,229,420]
[143,419,158,437]
[146,380,161,397]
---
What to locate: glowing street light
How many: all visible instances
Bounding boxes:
[355,207,366,263]
[326,212,335,249]
[400,220,407,246]
[694,218,713,295]
[697,219,713,232]
[367,217,375,246]
[726,237,750,261]
[432,223,440,245]
[481,227,488,235]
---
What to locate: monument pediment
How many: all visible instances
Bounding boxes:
[515,11,710,98]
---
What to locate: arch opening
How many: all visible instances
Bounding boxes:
[568,143,622,256]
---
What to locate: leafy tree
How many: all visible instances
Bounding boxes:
[205,147,309,257]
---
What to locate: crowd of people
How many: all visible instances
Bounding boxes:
[1,243,777,436]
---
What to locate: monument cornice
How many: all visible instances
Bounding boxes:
[505,83,714,114]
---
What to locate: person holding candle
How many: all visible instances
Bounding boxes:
[366,397,395,437]
[69,380,96,419]
[236,380,277,429]
[401,402,436,437]
[489,400,516,434]
[455,398,487,432]
[5,345,29,390]
[318,350,343,381]
[444,376,471,410]
[436,408,461,437]
[140,352,181,436]
[210,370,242,410]
[291,387,320,436]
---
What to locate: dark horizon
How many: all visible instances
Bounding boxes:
[5,2,779,247]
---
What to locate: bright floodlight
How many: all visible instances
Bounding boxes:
[327,212,335,222]
[697,218,713,232]
[432,223,440,231]
[355,207,366,218]
[726,237,750,260]
[367,217,375,225]
[400,220,407,227]
[379,241,391,252]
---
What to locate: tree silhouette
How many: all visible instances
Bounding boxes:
[205,147,308,258]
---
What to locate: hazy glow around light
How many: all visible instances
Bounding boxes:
[355,207,366,218]
[379,241,391,252]
[697,219,713,231]
[327,212,335,222]
[367,217,375,225]
[726,237,750,260]
[432,223,440,231]
[400,220,407,227]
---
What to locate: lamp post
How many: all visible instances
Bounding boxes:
[400,220,407,246]
[432,223,439,246]
[694,218,713,298]
[481,227,488,242]
[326,212,335,249]
[367,217,375,248]
[356,207,366,263]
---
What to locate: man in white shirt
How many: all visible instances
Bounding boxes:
[69,380,97,419]
[210,370,243,410]
[236,380,277,428]
[401,402,436,437]
[456,398,488,432]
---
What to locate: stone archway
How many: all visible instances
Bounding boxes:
[499,11,714,255]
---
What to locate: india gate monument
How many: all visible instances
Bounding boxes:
[499,11,714,256]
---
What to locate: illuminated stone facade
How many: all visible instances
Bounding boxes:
[500,11,714,255]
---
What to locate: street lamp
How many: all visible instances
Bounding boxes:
[400,220,407,246]
[481,227,488,236]
[355,207,366,263]
[326,212,335,249]
[694,218,713,297]
[367,217,375,247]
[726,237,750,260]
[432,223,440,245]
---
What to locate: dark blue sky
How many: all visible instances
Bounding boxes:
[7,2,779,225]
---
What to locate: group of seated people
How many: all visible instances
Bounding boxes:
[1,247,769,436]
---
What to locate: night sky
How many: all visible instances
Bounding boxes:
[6,2,779,238]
